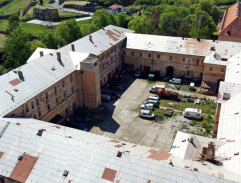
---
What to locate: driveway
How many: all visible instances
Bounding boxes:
[89,75,193,151]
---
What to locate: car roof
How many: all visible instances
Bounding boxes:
[140,109,150,113]
[185,108,201,113]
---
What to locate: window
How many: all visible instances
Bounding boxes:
[64,92,66,98]
[132,52,134,56]
[31,101,35,109]
[157,55,160,59]
[221,68,225,72]
[62,81,65,87]
[33,114,36,119]
[38,111,41,117]
[36,98,39,106]
[56,98,59,104]
[54,86,57,94]
[46,92,48,99]
[140,52,142,57]
[70,74,73,82]
[47,104,50,110]
[148,53,151,58]
[196,59,200,66]
[170,56,172,60]
[26,105,29,113]
[182,57,185,62]
[71,86,74,92]
[209,67,213,71]
[123,51,125,55]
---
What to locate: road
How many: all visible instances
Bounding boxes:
[26,16,92,26]
[49,1,94,16]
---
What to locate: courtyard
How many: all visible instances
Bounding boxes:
[82,74,217,151]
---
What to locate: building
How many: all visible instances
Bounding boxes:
[0,25,133,124]
[0,117,238,183]
[33,8,58,20]
[123,33,241,94]
[218,2,241,42]
[63,1,95,12]
[109,4,124,14]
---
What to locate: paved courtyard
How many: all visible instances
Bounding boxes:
[89,75,193,151]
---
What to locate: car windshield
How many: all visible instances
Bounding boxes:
[149,111,153,115]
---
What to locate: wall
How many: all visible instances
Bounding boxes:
[123,48,205,79]
[22,2,38,17]
[218,35,241,42]
[202,63,226,83]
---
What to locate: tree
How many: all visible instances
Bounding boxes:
[107,13,117,26]
[41,31,66,49]
[92,9,109,28]
[189,9,216,39]
[39,0,43,5]
[3,28,31,68]
[55,19,81,44]
[30,40,46,53]
[81,23,99,36]
[6,13,20,34]
[128,15,151,34]
[150,9,161,34]
[51,11,59,21]
[116,13,126,27]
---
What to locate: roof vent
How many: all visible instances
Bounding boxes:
[182,37,184,40]
[63,170,69,177]
[210,46,215,51]
[50,53,53,56]
[117,151,122,158]
[40,51,44,57]
[223,93,230,100]
[13,70,17,73]
[197,38,200,42]
[14,88,18,92]
[89,35,92,42]
[57,52,61,61]
[51,66,55,71]
[71,44,75,52]
[18,155,23,161]
[221,58,228,61]
[37,129,45,136]
[18,71,23,78]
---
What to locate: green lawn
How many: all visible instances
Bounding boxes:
[0,33,8,47]
[20,22,52,37]
[0,19,8,31]
[0,0,33,15]
[76,19,91,26]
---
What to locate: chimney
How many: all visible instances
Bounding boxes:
[89,35,92,42]
[40,51,44,57]
[197,38,200,42]
[210,46,215,51]
[71,44,75,51]
[182,36,184,40]
[57,52,61,61]
[18,71,23,78]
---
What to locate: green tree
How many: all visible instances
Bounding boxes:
[128,15,151,34]
[55,19,81,44]
[30,40,46,53]
[107,13,117,25]
[116,13,126,27]
[51,11,59,21]
[3,28,31,68]
[6,13,20,34]
[190,9,216,39]
[92,9,109,28]
[41,31,66,49]
[81,23,99,36]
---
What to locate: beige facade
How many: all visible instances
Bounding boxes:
[202,63,226,83]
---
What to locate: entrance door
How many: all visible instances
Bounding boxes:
[166,66,174,77]
[143,66,150,74]
[108,72,111,81]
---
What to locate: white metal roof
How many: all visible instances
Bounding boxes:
[27,48,55,63]
[124,33,241,58]
[0,118,236,183]
[225,53,241,84]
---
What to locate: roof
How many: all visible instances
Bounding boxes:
[218,2,241,38]
[218,82,241,103]
[124,33,241,58]
[109,4,123,9]
[225,53,241,84]
[203,52,231,66]
[0,118,236,183]
[27,48,55,63]
[0,25,132,117]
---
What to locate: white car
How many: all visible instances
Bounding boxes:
[141,103,153,110]
[140,109,155,119]
[183,108,202,119]
[169,78,181,84]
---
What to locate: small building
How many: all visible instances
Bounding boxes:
[218,2,241,42]
[109,4,124,14]
[33,8,58,20]
[63,1,95,12]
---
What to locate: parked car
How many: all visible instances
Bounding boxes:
[145,99,160,108]
[111,91,121,98]
[107,94,116,100]
[101,94,111,101]
[149,85,165,93]
[148,95,160,101]
[139,109,155,119]
[190,82,195,90]
[134,70,141,77]
[183,108,202,120]
[169,78,181,84]
[112,86,123,91]
[141,103,154,110]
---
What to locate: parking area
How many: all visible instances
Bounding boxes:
[84,73,217,151]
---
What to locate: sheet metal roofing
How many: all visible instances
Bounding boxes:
[124,33,241,58]
[225,53,241,84]
[27,48,55,63]
[0,25,131,117]
[0,118,236,183]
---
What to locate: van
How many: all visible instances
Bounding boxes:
[145,99,160,108]
[139,109,155,119]
[101,94,111,101]
[148,95,160,101]
[183,108,202,119]
[169,78,181,84]
[141,103,154,110]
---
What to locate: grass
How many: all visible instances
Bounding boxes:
[0,33,8,47]
[0,0,33,15]
[0,19,8,31]
[20,22,52,37]
[152,108,169,119]
[159,97,216,115]
[189,115,214,136]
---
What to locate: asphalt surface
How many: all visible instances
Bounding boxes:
[90,75,193,151]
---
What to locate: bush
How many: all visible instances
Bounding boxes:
[189,120,197,126]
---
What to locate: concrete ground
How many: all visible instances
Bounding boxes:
[89,75,197,151]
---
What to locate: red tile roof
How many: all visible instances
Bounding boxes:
[218,2,241,37]
[109,4,123,9]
